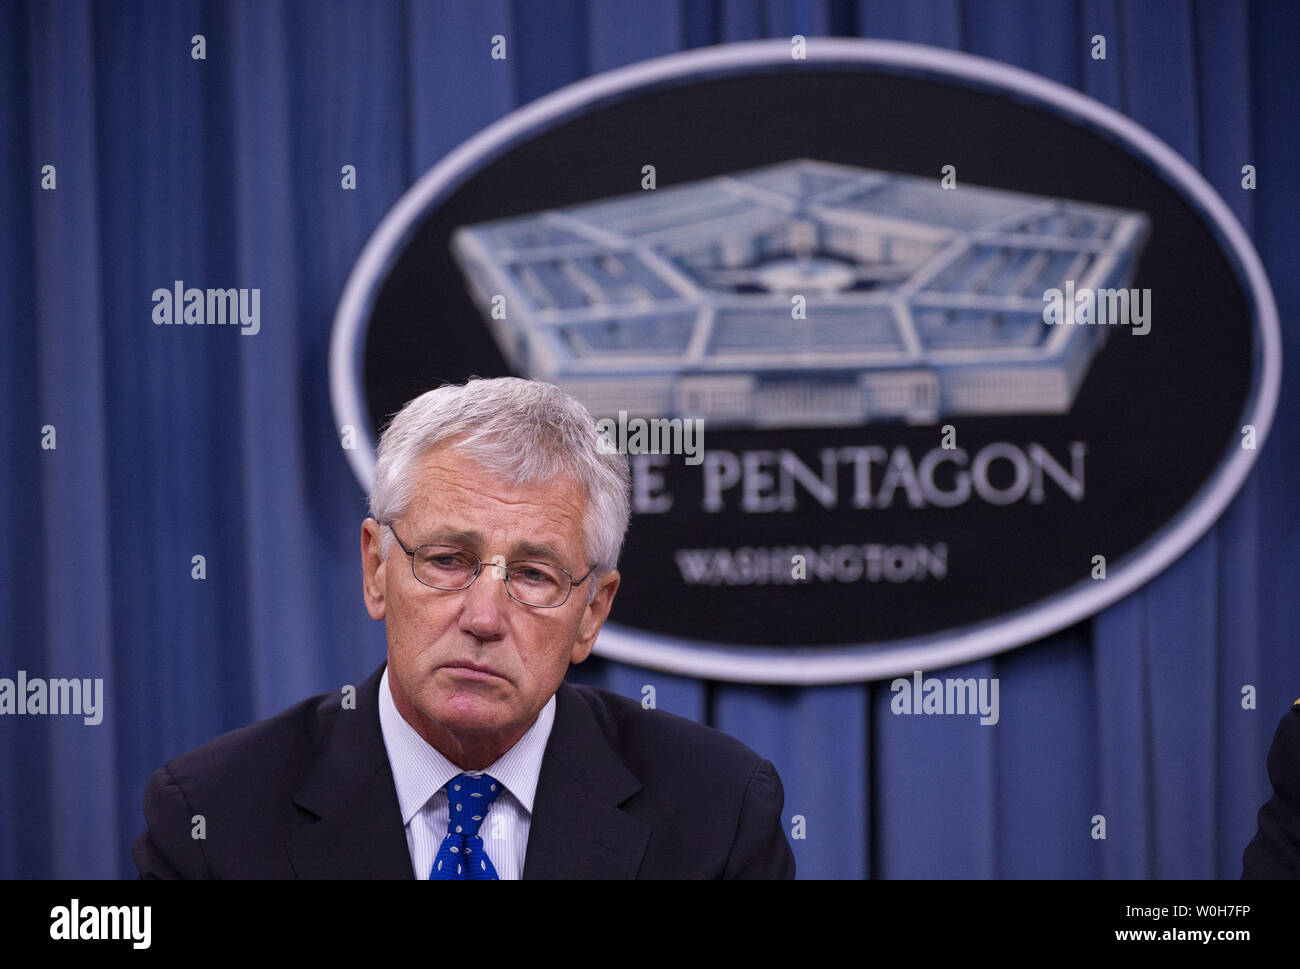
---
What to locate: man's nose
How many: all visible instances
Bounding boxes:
[457,559,510,637]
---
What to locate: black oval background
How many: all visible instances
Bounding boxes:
[361,65,1251,648]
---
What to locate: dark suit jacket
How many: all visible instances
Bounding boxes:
[1242,701,1300,879]
[133,661,795,879]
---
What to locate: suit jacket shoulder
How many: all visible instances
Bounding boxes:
[523,681,795,879]
[1242,702,1300,879]
[568,682,765,787]
[132,664,412,879]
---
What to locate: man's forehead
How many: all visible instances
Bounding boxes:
[405,445,588,547]
[412,444,585,499]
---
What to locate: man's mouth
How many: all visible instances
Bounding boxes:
[441,661,505,680]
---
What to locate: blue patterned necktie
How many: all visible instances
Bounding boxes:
[429,773,503,880]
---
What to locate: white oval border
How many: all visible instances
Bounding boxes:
[330,38,1281,684]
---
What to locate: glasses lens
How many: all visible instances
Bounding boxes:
[412,546,479,590]
[505,561,568,607]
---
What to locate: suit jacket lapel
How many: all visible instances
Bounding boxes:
[523,681,649,879]
[286,662,415,879]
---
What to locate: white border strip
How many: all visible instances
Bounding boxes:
[330,38,1281,684]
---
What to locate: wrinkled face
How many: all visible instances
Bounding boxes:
[362,442,619,751]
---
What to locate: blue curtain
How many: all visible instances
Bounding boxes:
[2,0,1296,879]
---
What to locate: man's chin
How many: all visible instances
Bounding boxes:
[422,689,516,733]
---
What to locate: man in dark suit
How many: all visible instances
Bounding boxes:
[133,377,795,879]
[1242,699,1300,879]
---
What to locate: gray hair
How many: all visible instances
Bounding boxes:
[368,377,631,594]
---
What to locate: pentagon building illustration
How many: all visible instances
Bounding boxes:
[450,160,1151,427]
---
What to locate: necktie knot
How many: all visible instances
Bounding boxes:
[430,773,503,879]
[446,772,502,839]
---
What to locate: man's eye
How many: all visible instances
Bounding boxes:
[512,566,557,585]
[427,554,471,569]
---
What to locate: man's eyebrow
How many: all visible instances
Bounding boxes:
[511,540,566,563]
[423,528,485,548]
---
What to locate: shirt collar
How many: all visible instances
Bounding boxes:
[377,665,556,825]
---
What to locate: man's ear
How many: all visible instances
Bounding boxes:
[571,570,619,664]
[361,519,387,620]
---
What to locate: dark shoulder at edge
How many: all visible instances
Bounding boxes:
[567,682,765,777]
[157,684,344,789]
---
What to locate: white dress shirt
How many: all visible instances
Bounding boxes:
[377,666,555,880]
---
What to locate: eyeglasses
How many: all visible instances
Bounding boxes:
[380,520,595,608]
